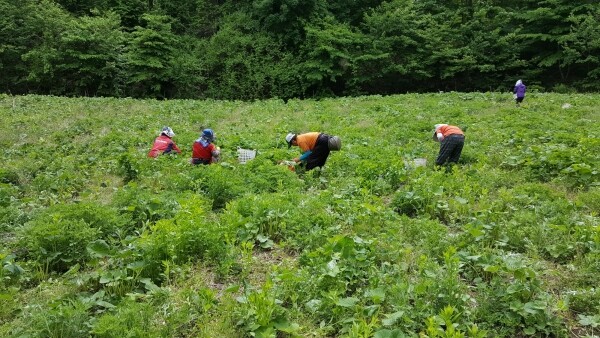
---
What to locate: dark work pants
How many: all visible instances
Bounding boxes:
[305,133,331,170]
[436,134,465,165]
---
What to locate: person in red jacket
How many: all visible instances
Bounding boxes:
[191,128,220,165]
[432,124,465,166]
[286,132,331,171]
[148,127,181,158]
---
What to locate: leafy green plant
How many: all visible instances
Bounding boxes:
[190,164,245,210]
[0,169,19,185]
[235,277,299,337]
[18,207,101,273]
[118,152,141,183]
[13,298,92,338]
[420,306,486,338]
[91,300,161,338]
[301,235,377,295]
[0,183,24,232]
[465,253,565,336]
[1,253,24,287]
[112,183,180,231]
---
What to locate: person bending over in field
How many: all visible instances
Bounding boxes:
[191,128,220,165]
[148,126,181,158]
[286,132,339,171]
[432,124,465,166]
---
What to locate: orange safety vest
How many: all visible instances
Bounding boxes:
[437,125,464,137]
[296,132,320,152]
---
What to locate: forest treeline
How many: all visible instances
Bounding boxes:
[1,0,599,100]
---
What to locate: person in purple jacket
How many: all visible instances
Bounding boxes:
[513,79,526,106]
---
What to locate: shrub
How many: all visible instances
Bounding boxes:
[92,300,161,338]
[300,235,378,294]
[0,183,26,233]
[189,164,245,210]
[13,299,91,338]
[17,203,116,272]
[112,183,180,231]
[222,191,338,252]
[239,157,304,194]
[130,194,231,282]
[0,169,19,185]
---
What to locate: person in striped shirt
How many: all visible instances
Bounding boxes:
[432,124,465,166]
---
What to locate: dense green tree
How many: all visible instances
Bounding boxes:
[515,0,598,89]
[326,0,384,25]
[107,0,149,29]
[168,37,207,99]
[1,0,599,98]
[54,0,110,15]
[154,0,200,34]
[301,19,372,96]
[0,0,35,93]
[199,12,306,100]
[56,12,126,96]
[20,1,73,94]
[124,14,179,98]
[189,0,226,37]
[359,0,431,93]
[20,4,125,96]
[248,0,327,46]
[455,6,523,91]
[555,4,600,90]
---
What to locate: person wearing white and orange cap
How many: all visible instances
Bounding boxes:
[286,132,332,171]
[148,126,181,158]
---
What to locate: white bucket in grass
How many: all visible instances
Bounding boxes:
[413,158,427,167]
[238,148,256,164]
[404,157,427,168]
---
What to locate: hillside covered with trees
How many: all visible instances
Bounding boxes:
[1,0,599,100]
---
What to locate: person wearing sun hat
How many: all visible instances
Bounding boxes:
[286,132,332,171]
[191,128,220,165]
[148,126,181,158]
[432,124,465,166]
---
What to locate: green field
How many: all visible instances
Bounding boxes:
[1,93,599,337]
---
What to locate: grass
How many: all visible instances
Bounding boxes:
[1,92,599,337]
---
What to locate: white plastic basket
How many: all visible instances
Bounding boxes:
[404,157,427,168]
[238,148,257,164]
[413,158,427,167]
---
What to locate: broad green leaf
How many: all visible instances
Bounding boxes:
[382,311,404,326]
[87,240,112,258]
[336,297,359,307]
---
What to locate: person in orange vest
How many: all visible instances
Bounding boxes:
[191,128,220,165]
[148,127,181,158]
[286,132,331,171]
[432,124,465,166]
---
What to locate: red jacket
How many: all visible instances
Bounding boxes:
[192,141,216,162]
[148,135,181,158]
